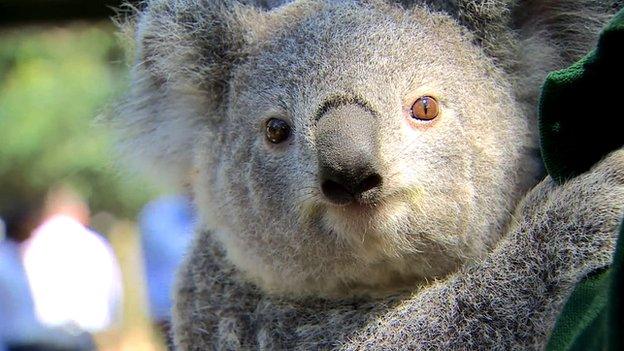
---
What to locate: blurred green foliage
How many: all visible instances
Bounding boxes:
[0,23,157,218]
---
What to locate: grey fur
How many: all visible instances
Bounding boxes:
[109,0,623,349]
[174,150,624,350]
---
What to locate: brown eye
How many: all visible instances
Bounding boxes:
[265,118,291,144]
[411,96,439,121]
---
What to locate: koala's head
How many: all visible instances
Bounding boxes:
[116,0,547,297]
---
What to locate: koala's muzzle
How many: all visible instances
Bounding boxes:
[316,104,382,205]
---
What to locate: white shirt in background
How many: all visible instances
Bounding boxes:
[21,215,122,333]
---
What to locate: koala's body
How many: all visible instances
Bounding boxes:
[112,0,624,349]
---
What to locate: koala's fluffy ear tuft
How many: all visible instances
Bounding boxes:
[436,1,516,68]
[384,0,619,72]
[511,0,620,63]
[373,0,516,66]
[109,0,274,187]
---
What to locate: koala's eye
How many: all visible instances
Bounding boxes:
[265,118,291,144]
[411,96,439,121]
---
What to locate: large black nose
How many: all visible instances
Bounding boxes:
[316,103,383,205]
[320,166,383,204]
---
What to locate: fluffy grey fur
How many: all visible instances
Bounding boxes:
[110,0,623,349]
[174,151,624,350]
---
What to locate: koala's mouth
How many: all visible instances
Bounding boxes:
[292,186,424,253]
[315,191,417,247]
[316,186,423,224]
[325,185,422,209]
[328,202,381,218]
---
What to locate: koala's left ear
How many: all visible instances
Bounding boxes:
[110,0,296,186]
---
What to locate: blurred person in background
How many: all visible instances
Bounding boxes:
[1,1,162,349]
[0,200,41,348]
[139,194,195,348]
[0,199,94,351]
[21,185,123,337]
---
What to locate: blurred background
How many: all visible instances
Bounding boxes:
[1,1,195,350]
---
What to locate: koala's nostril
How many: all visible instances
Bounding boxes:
[321,179,354,205]
[358,173,382,193]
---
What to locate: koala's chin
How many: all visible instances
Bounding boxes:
[205,187,473,298]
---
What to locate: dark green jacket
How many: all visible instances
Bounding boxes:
[541,9,624,351]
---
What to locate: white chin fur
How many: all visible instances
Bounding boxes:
[321,200,416,258]
[210,194,464,297]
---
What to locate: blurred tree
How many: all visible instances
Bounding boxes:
[0,23,157,218]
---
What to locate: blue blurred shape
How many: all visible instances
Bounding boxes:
[139,195,196,322]
[0,239,39,344]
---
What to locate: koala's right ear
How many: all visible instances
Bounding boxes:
[110,0,284,187]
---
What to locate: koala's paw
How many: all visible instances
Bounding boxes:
[516,149,624,274]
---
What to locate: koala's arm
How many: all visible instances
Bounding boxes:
[173,150,624,350]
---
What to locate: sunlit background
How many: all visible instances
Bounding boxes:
[1,2,192,350]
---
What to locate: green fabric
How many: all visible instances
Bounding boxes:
[548,226,624,351]
[546,268,611,351]
[541,9,624,351]
[539,9,624,184]
[608,224,624,351]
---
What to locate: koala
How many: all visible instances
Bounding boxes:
[111,0,623,349]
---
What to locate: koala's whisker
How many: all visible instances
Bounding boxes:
[384,169,404,182]
[303,169,318,176]
[292,192,319,205]
[295,186,321,195]
[292,191,313,200]
[295,168,318,178]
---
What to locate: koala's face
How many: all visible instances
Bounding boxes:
[187,1,534,297]
[120,0,541,297]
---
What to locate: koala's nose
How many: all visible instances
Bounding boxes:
[320,167,383,205]
[316,103,383,205]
